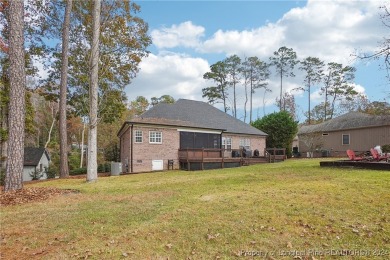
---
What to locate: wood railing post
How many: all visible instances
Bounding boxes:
[201,148,204,170]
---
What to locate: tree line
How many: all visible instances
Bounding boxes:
[201,47,365,124]
[0,0,151,191]
[1,1,389,191]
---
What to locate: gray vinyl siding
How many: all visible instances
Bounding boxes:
[299,125,390,156]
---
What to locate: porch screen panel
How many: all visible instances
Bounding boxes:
[180,132,194,149]
[180,132,221,149]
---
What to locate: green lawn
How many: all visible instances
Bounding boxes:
[1,159,390,259]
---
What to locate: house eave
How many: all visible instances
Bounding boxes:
[298,124,390,135]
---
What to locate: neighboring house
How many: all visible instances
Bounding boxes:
[298,112,390,157]
[118,99,268,173]
[23,147,51,181]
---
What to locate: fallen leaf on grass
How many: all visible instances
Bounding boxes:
[287,241,293,248]
[32,249,45,255]
[0,187,77,206]
[166,243,173,249]
[207,233,220,240]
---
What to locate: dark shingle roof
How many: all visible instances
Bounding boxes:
[137,99,267,136]
[299,112,390,134]
[24,147,50,166]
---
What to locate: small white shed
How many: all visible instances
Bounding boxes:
[23,147,51,182]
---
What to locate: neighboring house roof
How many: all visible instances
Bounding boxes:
[298,112,390,134]
[24,147,50,166]
[127,99,267,136]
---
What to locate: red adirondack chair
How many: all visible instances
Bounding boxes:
[346,150,365,161]
[370,148,389,162]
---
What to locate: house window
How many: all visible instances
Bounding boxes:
[322,133,329,136]
[222,137,232,151]
[149,131,162,144]
[239,138,250,149]
[342,134,350,145]
[134,130,143,143]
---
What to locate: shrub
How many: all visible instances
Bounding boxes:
[0,168,5,186]
[46,166,57,179]
[252,111,298,158]
[105,163,111,173]
[97,164,105,173]
[382,144,390,153]
[70,167,87,175]
[68,150,81,171]
[30,169,44,180]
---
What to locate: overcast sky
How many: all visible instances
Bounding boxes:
[128,0,388,122]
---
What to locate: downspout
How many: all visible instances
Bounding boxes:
[220,132,223,157]
[130,124,133,173]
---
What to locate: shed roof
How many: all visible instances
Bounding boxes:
[130,99,267,136]
[24,147,50,166]
[298,112,390,134]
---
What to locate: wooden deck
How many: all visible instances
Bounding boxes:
[178,148,286,171]
[320,160,390,171]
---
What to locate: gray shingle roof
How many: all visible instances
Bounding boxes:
[298,112,390,134]
[24,147,50,166]
[137,99,267,136]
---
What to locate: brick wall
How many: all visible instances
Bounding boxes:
[120,123,267,173]
[121,125,180,173]
[120,126,130,172]
[222,134,266,157]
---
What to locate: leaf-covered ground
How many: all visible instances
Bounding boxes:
[1,159,389,259]
[0,187,77,206]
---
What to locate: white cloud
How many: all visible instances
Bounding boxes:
[129,0,385,121]
[310,83,366,103]
[151,21,205,49]
[199,0,385,65]
[127,53,210,102]
[202,24,285,57]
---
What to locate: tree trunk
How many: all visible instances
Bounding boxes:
[244,82,248,123]
[44,111,56,148]
[233,82,236,118]
[87,0,101,183]
[330,95,337,119]
[5,0,25,191]
[249,71,253,123]
[59,0,73,178]
[80,121,85,168]
[279,69,283,111]
[263,89,267,117]
[324,71,330,121]
[308,79,311,125]
[221,85,227,113]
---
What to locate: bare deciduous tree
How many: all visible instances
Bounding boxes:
[87,0,101,183]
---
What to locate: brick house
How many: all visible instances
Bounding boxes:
[117,99,268,173]
[297,112,390,157]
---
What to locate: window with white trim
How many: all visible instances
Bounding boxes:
[239,138,250,149]
[222,137,232,151]
[134,130,143,143]
[149,131,162,144]
[342,134,350,145]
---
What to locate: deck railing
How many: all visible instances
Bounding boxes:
[264,148,286,162]
[179,148,286,162]
[178,148,223,160]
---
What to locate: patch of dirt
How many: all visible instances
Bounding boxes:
[0,187,78,206]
